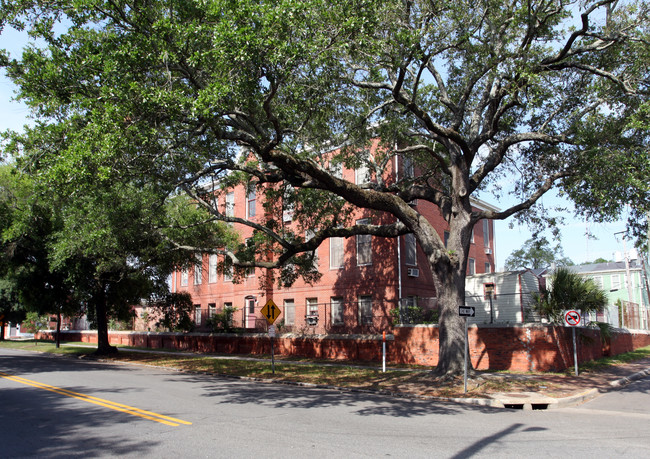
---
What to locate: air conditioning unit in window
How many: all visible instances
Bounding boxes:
[484,248,492,255]
[305,315,319,326]
[407,268,420,277]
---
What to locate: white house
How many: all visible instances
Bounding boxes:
[465,270,543,324]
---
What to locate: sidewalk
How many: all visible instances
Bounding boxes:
[475,356,650,410]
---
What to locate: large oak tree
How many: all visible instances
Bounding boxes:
[1,0,648,374]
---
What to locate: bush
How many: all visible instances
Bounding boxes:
[206,306,238,333]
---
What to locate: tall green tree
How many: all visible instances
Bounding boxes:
[1,0,648,374]
[505,237,573,270]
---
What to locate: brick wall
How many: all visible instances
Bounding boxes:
[37,324,650,372]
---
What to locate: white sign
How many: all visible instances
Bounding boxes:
[268,325,276,337]
[563,310,581,327]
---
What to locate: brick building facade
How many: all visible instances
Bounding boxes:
[158,142,497,334]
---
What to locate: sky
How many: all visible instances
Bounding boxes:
[0,25,635,271]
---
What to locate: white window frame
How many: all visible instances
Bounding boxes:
[358,295,373,325]
[356,219,372,266]
[180,269,188,287]
[246,184,256,219]
[283,184,294,222]
[405,233,417,266]
[592,276,603,289]
[306,298,319,316]
[484,262,491,274]
[468,258,476,275]
[194,253,202,285]
[209,254,218,283]
[331,297,344,325]
[284,299,295,326]
[195,305,202,326]
[611,274,621,290]
[225,191,235,219]
[330,236,344,269]
[403,155,414,179]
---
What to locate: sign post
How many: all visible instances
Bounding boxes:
[459,306,476,393]
[564,309,581,376]
[262,299,282,375]
[382,331,386,373]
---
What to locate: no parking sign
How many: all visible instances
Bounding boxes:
[564,309,581,327]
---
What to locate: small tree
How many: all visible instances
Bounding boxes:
[532,267,607,323]
[21,311,50,335]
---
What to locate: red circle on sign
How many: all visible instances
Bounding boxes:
[565,310,580,326]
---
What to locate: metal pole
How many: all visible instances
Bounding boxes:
[572,327,578,376]
[464,317,468,394]
[382,331,386,373]
[271,335,275,375]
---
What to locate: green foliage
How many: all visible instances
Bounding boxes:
[505,237,574,270]
[532,267,608,323]
[150,292,195,333]
[206,306,239,333]
[21,312,50,334]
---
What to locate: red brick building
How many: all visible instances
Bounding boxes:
[162,142,497,334]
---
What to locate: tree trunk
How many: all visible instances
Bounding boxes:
[433,269,470,377]
[93,282,118,355]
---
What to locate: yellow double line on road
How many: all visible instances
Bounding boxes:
[0,371,192,427]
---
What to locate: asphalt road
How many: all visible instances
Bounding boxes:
[1,348,650,458]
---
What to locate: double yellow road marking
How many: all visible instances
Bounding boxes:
[0,371,192,427]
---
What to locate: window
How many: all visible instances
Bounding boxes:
[403,156,414,179]
[330,235,344,269]
[359,295,373,325]
[471,228,475,244]
[483,283,496,300]
[329,161,343,179]
[356,219,372,266]
[405,233,417,266]
[247,184,256,219]
[483,220,490,248]
[306,298,318,316]
[611,274,621,290]
[195,305,202,326]
[194,253,203,285]
[444,231,450,248]
[283,185,294,222]
[306,229,318,267]
[355,154,371,184]
[225,191,235,218]
[209,254,218,283]
[484,262,491,274]
[331,297,344,325]
[592,276,603,289]
[181,269,188,286]
[468,258,475,275]
[284,299,295,325]
[223,262,233,282]
[208,303,216,318]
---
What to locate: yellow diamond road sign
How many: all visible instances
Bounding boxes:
[261,299,282,325]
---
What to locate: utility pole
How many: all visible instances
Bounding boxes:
[615,231,635,328]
